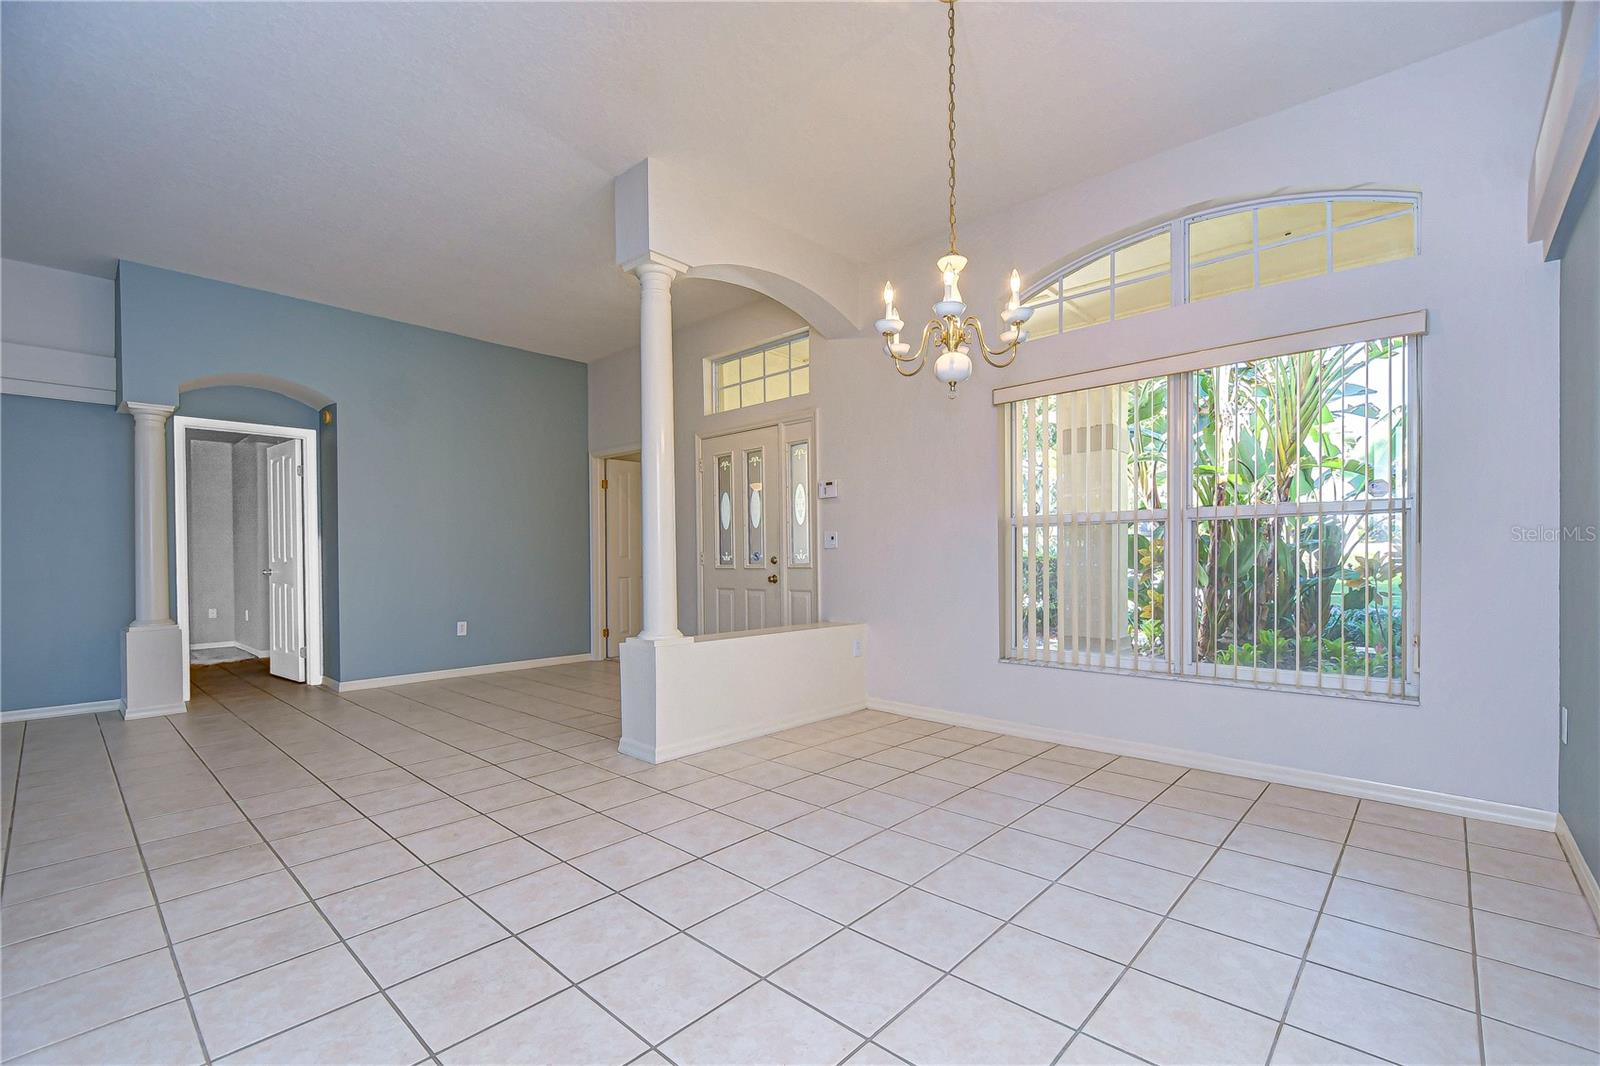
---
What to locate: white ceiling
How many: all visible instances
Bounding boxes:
[1,1,1549,363]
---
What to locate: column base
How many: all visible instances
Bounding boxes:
[122,622,186,719]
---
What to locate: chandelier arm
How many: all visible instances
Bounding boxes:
[885,318,942,367]
[962,315,1021,368]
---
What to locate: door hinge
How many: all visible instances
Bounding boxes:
[296,464,303,476]
[600,478,608,490]
[602,627,610,639]
[299,647,306,658]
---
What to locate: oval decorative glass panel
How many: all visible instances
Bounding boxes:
[749,490,762,528]
[719,492,732,530]
[793,483,807,526]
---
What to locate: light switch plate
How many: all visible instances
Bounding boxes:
[456,621,468,637]
[207,608,217,619]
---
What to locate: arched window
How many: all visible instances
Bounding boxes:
[1022,193,1419,339]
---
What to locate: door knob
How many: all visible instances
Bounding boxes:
[262,569,274,576]
[769,555,778,565]
[767,574,779,584]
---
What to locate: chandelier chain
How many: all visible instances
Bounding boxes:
[946,0,957,255]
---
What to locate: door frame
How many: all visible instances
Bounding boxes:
[694,409,821,635]
[587,448,642,660]
[173,415,323,701]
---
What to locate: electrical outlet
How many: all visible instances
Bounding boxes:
[456,621,468,637]
[851,638,863,658]
[207,608,217,619]
[824,532,840,550]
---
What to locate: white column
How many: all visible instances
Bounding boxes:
[121,401,185,718]
[128,403,175,623]
[635,260,682,641]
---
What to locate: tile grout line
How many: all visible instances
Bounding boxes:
[10,665,1590,1065]
[187,667,669,1061]
[87,714,216,1065]
[1263,792,1368,1064]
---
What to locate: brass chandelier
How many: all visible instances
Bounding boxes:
[875,0,1032,396]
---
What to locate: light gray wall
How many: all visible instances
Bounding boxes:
[1558,149,1599,882]
[187,440,235,645]
[232,440,268,653]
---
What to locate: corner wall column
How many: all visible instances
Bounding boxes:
[121,401,185,718]
[634,260,683,641]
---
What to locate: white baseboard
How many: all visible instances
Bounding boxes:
[189,641,234,650]
[323,653,593,693]
[621,699,869,765]
[238,643,269,659]
[0,699,123,723]
[870,696,1559,831]
[121,702,186,720]
[1556,815,1600,927]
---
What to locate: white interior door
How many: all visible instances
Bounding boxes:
[604,457,643,657]
[266,439,306,682]
[701,426,782,634]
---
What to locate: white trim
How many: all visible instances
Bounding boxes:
[1529,1,1600,257]
[1,699,122,723]
[868,695,1558,831]
[619,697,867,764]
[993,311,1427,405]
[0,341,117,405]
[173,415,324,702]
[322,653,591,692]
[1556,814,1600,927]
[122,701,186,720]
[189,641,268,658]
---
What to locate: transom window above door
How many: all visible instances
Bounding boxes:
[1021,193,1419,339]
[707,331,811,414]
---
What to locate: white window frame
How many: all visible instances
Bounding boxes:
[1000,328,1421,702]
[704,330,811,415]
[1021,192,1421,332]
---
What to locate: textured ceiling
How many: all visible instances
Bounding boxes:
[1,2,1550,362]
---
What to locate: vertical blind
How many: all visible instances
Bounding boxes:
[1005,333,1417,700]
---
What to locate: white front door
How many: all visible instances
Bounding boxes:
[604,457,643,658]
[701,425,783,634]
[266,439,306,682]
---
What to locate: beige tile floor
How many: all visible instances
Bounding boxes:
[2,659,1597,1065]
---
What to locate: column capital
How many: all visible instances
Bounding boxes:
[120,401,177,423]
[622,252,689,281]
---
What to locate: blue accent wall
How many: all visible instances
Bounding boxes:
[117,263,589,684]
[1559,140,1599,884]
[1,395,133,711]
[177,385,319,429]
